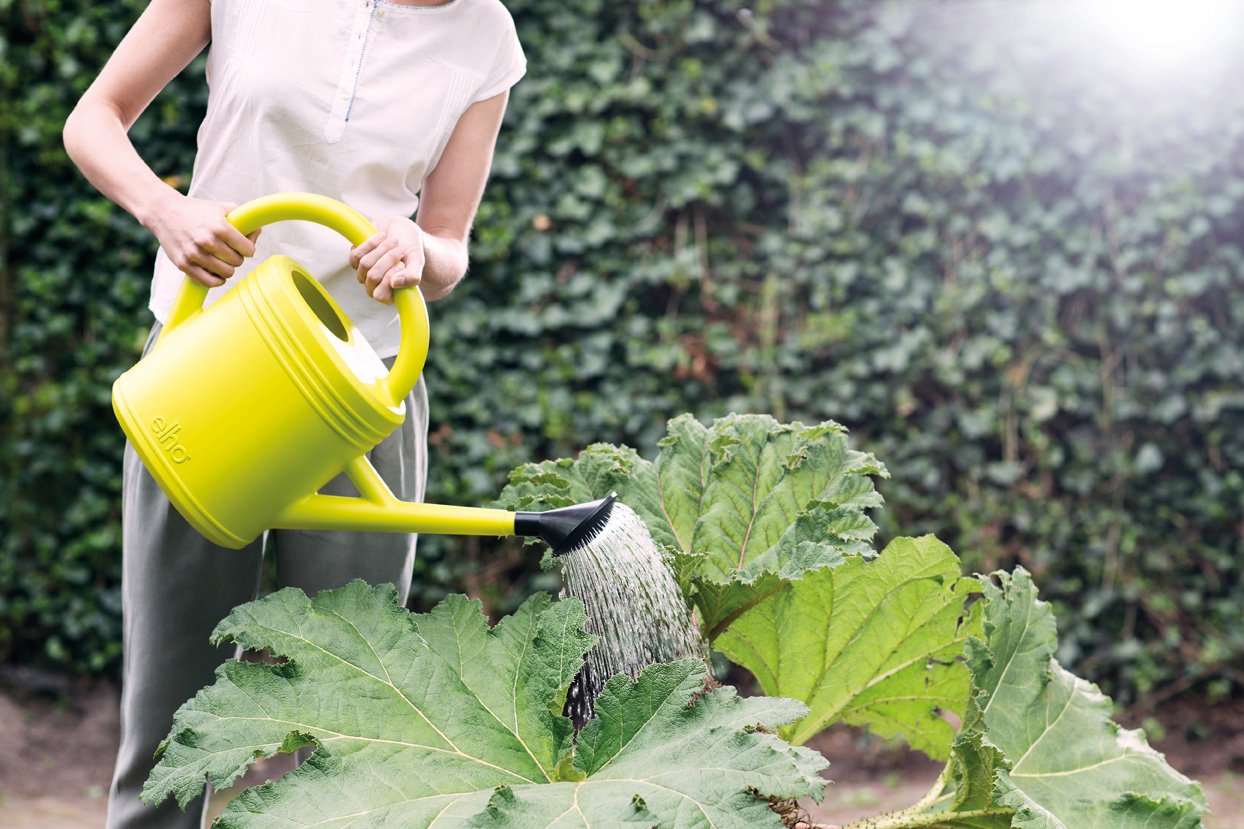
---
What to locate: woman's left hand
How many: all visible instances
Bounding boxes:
[349,215,425,304]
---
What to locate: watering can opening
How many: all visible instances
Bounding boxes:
[293,269,350,343]
[113,192,617,557]
[286,262,392,390]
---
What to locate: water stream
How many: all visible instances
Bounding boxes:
[558,502,707,724]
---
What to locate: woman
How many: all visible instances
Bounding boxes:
[62,1,525,826]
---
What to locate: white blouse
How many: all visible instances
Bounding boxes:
[149,0,526,358]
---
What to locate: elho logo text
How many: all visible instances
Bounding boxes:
[150,416,191,463]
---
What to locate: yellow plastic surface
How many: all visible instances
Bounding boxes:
[163,192,428,403]
[113,192,517,549]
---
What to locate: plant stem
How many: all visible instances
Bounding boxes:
[840,806,1013,829]
[910,760,952,813]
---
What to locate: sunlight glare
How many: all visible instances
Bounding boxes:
[1088,0,1239,67]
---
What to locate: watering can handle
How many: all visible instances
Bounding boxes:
[161,192,429,405]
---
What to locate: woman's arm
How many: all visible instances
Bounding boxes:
[350,90,511,303]
[63,0,257,287]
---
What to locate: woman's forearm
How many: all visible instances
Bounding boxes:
[63,101,181,230]
[400,90,511,303]
[65,100,255,287]
[418,230,469,301]
[62,0,211,228]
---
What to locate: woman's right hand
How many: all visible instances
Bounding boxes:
[144,193,261,287]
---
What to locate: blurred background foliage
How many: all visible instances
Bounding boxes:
[2,0,1241,706]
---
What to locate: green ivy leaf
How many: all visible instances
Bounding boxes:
[714,536,982,756]
[141,582,827,827]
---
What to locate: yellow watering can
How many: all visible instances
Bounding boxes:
[112,192,613,554]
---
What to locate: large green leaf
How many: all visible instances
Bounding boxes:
[957,568,1208,828]
[714,536,982,756]
[885,568,1208,829]
[471,661,828,828]
[142,582,827,827]
[500,413,888,636]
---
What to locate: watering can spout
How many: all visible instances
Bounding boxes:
[274,489,616,557]
[514,494,617,557]
[272,456,616,555]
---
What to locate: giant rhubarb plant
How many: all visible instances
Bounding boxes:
[147,414,1206,827]
[500,414,1207,827]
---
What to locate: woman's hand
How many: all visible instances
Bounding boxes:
[145,193,261,287]
[349,215,425,304]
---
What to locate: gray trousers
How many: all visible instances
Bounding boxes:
[106,322,428,829]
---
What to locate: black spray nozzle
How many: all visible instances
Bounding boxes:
[515,493,617,556]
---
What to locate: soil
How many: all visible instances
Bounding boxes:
[0,673,1240,828]
[0,670,117,829]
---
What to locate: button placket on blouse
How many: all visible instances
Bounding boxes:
[324,0,379,142]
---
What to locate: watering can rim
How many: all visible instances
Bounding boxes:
[239,254,407,449]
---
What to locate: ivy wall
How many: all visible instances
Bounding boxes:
[3,0,1242,704]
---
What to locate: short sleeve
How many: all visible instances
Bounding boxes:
[471,11,526,103]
